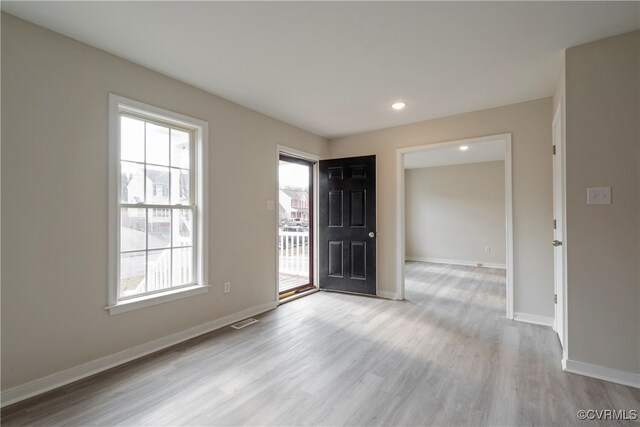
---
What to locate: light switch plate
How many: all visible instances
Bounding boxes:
[266,200,275,211]
[587,187,611,205]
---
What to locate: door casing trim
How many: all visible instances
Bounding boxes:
[396,133,514,319]
[275,145,320,304]
[552,100,568,359]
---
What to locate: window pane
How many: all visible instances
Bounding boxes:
[121,161,145,204]
[146,165,170,204]
[148,208,171,249]
[172,247,193,286]
[171,129,190,169]
[121,116,145,162]
[171,168,190,204]
[121,251,146,297]
[172,209,193,247]
[146,122,170,166]
[147,249,171,291]
[121,208,146,251]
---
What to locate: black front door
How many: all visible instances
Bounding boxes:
[319,155,376,295]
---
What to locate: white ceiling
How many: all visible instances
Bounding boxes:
[404,139,505,170]
[3,2,638,138]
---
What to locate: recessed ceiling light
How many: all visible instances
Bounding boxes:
[459,145,470,151]
[391,102,406,110]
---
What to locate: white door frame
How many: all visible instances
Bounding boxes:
[552,102,568,357]
[275,145,320,303]
[395,133,514,319]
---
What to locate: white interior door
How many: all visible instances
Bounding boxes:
[552,104,565,348]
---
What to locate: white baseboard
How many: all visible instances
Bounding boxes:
[1,301,279,408]
[405,256,506,269]
[563,358,640,389]
[513,312,554,327]
[377,290,398,300]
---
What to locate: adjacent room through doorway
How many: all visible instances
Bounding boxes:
[398,135,513,316]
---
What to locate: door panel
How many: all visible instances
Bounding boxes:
[319,155,376,295]
[328,191,343,227]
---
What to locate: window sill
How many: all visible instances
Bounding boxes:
[106,284,210,315]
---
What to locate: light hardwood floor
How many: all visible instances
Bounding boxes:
[3,261,639,426]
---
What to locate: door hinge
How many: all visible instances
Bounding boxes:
[553,219,557,229]
[553,145,556,155]
[554,294,557,304]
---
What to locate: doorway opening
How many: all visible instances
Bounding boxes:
[278,154,315,297]
[396,134,514,318]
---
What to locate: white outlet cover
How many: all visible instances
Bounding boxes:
[587,187,611,205]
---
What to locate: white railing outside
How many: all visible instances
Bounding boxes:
[279,231,310,276]
[148,251,171,291]
[146,249,192,291]
[173,248,192,286]
[124,249,192,296]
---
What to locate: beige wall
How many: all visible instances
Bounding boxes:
[553,55,565,122]
[405,161,506,266]
[329,98,554,318]
[564,31,640,374]
[1,14,328,391]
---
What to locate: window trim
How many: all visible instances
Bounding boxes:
[107,94,209,315]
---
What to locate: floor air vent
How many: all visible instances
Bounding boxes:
[230,318,259,330]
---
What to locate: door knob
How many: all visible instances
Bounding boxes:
[369,232,376,238]
[552,240,563,247]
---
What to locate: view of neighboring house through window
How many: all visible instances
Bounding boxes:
[119,113,195,299]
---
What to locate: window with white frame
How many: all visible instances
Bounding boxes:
[108,95,208,313]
